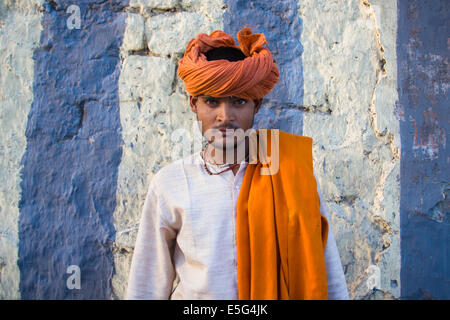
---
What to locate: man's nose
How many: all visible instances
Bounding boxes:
[216,101,235,123]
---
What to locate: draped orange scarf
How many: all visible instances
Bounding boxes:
[236,129,329,300]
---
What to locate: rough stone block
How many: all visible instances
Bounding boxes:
[119,55,175,101]
[145,12,217,55]
[129,0,178,10]
[121,13,145,53]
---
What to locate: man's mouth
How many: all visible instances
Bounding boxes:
[218,128,235,135]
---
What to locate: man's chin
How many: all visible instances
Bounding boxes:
[210,136,243,150]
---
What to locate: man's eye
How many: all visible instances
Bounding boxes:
[205,99,218,105]
[235,99,247,105]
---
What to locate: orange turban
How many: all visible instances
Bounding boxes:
[177,27,279,100]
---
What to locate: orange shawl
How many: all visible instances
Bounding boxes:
[236,129,329,300]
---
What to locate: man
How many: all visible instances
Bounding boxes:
[126,27,349,300]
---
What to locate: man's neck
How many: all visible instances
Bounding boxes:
[205,140,249,166]
[231,164,241,176]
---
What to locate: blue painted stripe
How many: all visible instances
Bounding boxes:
[398,0,450,299]
[18,0,128,299]
[222,0,304,135]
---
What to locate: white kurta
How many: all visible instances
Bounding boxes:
[126,151,349,300]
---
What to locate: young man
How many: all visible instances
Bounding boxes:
[126,28,349,300]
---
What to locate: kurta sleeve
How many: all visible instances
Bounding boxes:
[314,171,350,300]
[126,184,177,300]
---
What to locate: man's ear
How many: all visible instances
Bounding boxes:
[254,99,263,114]
[189,95,198,113]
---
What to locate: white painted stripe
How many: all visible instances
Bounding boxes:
[299,0,400,298]
[0,2,43,299]
[112,2,224,299]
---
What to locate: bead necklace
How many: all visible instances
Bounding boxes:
[201,142,247,175]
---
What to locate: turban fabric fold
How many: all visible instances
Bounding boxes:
[177,27,279,100]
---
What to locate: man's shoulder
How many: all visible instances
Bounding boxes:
[149,152,201,191]
[256,129,313,146]
[277,130,313,145]
[258,129,314,171]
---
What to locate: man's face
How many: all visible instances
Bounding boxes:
[190,95,262,149]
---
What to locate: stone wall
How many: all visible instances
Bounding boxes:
[0,0,447,300]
